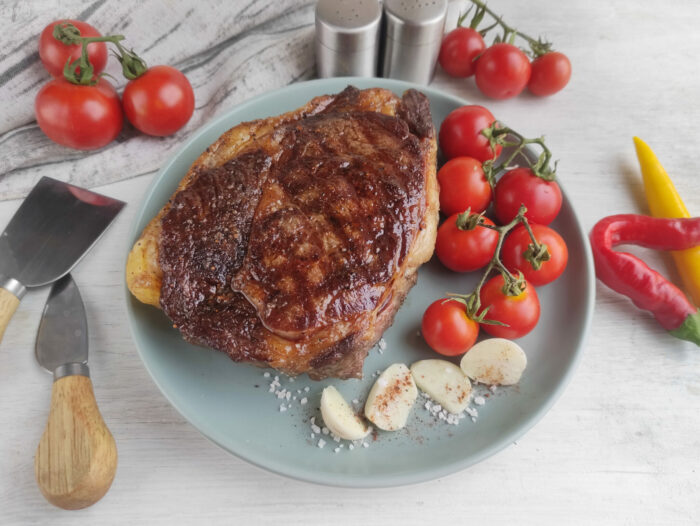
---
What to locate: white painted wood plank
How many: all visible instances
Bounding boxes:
[1,0,699,524]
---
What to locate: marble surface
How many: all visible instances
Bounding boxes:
[1,0,699,524]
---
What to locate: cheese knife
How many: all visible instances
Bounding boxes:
[0,176,124,345]
[34,274,117,510]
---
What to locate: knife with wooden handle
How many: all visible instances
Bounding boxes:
[34,275,117,510]
[0,176,124,345]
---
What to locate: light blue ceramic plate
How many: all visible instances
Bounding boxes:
[125,77,595,487]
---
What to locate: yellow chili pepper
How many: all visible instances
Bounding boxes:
[633,136,700,307]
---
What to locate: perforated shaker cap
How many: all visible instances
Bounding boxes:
[315,0,382,52]
[384,0,448,46]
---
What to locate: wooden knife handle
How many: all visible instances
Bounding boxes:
[35,373,118,510]
[0,287,20,344]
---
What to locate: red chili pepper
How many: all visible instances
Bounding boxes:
[590,214,700,346]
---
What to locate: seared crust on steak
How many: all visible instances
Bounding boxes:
[126,86,438,379]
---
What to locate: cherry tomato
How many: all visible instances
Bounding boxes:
[436,214,498,272]
[528,52,572,97]
[474,43,531,100]
[422,299,479,356]
[502,224,568,286]
[494,168,562,225]
[437,157,492,216]
[39,20,107,78]
[122,65,195,136]
[478,275,540,339]
[35,77,123,150]
[438,27,486,78]
[439,105,502,163]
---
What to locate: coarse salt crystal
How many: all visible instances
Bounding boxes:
[349,444,354,450]
[362,442,369,448]
[352,399,359,405]
[301,397,308,405]
[279,405,287,412]
[318,439,326,448]
[378,338,387,350]
[490,385,498,393]
[263,372,270,378]
[311,424,321,434]
[322,427,329,435]
[474,396,486,406]
[334,447,340,453]
[304,387,310,392]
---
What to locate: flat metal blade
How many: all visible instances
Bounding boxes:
[35,275,88,373]
[0,177,125,288]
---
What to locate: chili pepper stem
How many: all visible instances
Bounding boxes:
[670,311,700,346]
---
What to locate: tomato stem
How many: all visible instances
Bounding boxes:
[448,205,531,323]
[467,0,553,57]
[520,217,551,270]
[54,22,127,85]
[482,123,557,186]
[53,21,148,85]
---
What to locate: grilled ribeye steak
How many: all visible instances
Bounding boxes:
[126,86,438,379]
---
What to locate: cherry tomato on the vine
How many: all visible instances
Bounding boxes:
[494,167,562,225]
[437,157,492,216]
[474,43,531,100]
[122,65,195,136]
[439,105,501,163]
[502,224,568,286]
[35,77,123,150]
[528,52,572,97]
[39,20,107,78]
[438,27,486,78]
[478,274,540,339]
[436,214,498,272]
[422,299,479,356]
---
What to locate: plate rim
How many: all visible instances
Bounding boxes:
[124,76,596,488]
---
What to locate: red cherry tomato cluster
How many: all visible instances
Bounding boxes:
[422,104,569,357]
[438,2,571,99]
[35,20,194,150]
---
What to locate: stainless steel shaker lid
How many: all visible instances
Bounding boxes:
[315,0,382,52]
[384,0,448,46]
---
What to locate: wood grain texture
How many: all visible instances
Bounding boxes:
[35,374,117,510]
[1,0,700,524]
[0,0,315,200]
[0,287,20,345]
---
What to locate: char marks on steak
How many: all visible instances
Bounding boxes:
[157,86,437,379]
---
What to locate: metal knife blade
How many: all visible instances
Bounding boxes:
[35,275,88,373]
[0,177,125,291]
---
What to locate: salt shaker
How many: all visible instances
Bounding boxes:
[315,0,383,78]
[381,0,448,84]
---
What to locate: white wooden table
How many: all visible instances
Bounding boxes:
[1,1,699,524]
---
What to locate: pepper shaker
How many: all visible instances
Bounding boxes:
[315,0,383,78]
[381,0,448,84]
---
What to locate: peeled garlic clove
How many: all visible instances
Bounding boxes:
[364,363,417,431]
[320,386,370,440]
[410,359,471,414]
[460,338,527,385]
